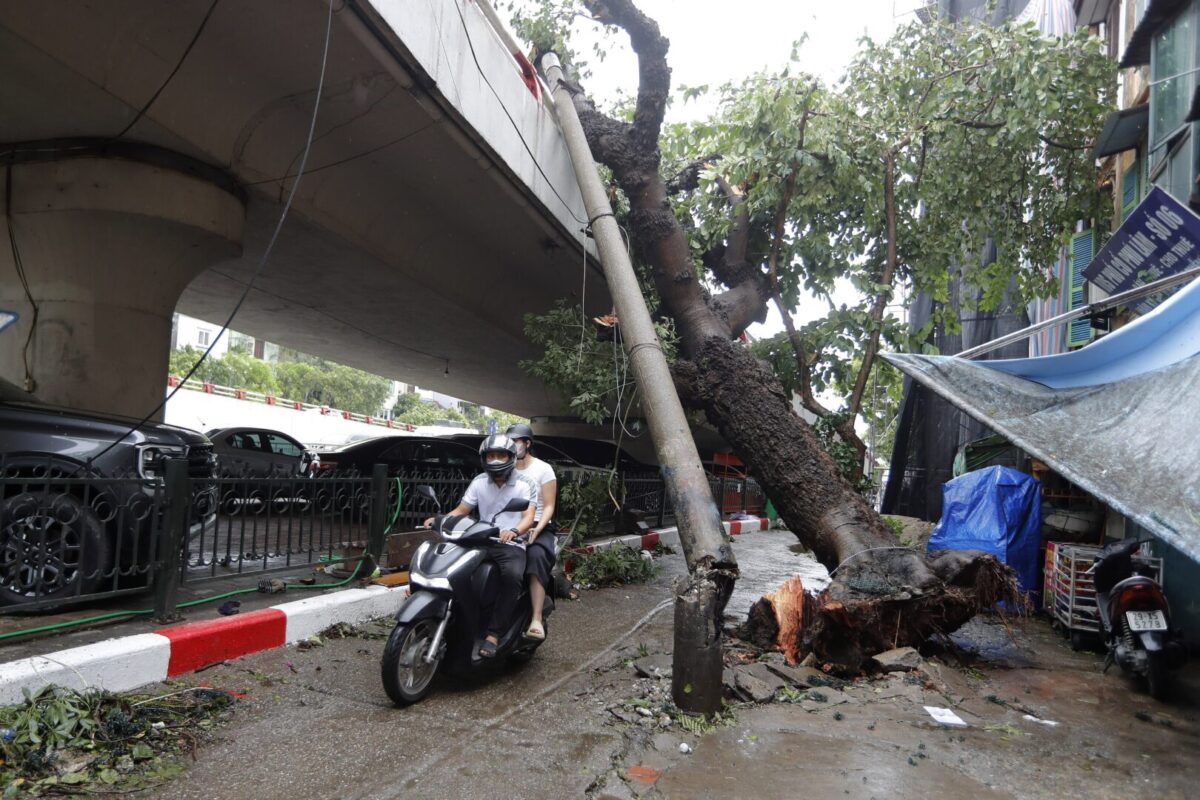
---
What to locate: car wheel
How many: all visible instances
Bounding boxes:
[0,492,110,606]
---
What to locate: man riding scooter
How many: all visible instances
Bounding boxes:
[423,434,538,658]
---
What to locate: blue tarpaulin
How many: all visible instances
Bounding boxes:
[884,272,1200,563]
[928,466,1043,595]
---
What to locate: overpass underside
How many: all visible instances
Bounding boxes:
[0,0,608,420]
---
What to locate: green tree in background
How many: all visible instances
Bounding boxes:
[170,347,391,417]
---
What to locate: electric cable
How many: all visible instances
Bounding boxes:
[4,165,38,392]
[449,0,587,225]
[114,0,222,140]
[81,0,336,472]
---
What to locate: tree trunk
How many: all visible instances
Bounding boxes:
[687,337,1017,671]
[556,0,1015,674]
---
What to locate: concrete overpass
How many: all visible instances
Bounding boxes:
[0,0,610,420]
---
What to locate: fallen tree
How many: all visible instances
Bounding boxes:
[520,0,1107,671]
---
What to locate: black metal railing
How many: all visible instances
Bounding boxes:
[0,459,166,612]
[1,456,768,615]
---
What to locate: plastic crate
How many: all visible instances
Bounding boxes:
[1046,541,1162,637]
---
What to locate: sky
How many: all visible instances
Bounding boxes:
[535,0,927,338]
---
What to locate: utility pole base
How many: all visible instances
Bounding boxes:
[670,572,725,715]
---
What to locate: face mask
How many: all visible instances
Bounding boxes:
[515,441,529,458]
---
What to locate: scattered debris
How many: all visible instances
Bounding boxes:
[570,545,659,588]
[1021,714,1060,727]
[317,619,391,641]
[870,646,924,673]
[625,765,661,785]
[729,663,787,703]
[678,742,692,754]
[631,654,672,680]
[296,635,324,651]
[923,706,968,728]
[0,684,236,796]
[258,578,287,594]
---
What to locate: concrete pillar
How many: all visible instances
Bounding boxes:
[1,156,243,419]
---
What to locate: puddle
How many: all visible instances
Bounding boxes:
[726,531,831,618]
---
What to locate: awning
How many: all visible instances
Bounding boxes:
[1120,0,1189,68]
[1092,104,1148,158]
[1073,0,1114,26]
[884,275,1200,561]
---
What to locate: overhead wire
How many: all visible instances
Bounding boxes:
[82,0,337,471]
[4,165,38,392]
[449,0,587,226]
[114,0,222,140]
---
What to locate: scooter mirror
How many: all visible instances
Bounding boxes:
[415,485,440,509]
[502,497,530,513]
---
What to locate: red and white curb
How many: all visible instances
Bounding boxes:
[0,585,406,705]
[577,517,769,555]
[0,518,770,705]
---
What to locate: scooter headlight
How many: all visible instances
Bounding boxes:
[410,573,451,591]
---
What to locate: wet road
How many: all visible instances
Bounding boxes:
[117,529,1200,799]
[148,529,821,800]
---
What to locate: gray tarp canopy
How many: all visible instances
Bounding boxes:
[883,352,1200,562]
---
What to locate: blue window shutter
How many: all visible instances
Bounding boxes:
[1067,230,1095,348]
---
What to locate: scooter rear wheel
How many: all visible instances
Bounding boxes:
[1146,651,1170,701]
[381,619,442,706]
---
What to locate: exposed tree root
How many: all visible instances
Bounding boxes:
[742,550,1022,673]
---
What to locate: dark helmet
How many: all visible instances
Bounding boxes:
[479,434,518,481]
[505,423,534,443]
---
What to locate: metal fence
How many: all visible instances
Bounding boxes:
[1,458,766,615]
[0,460,168,612]
[0,458,393,617]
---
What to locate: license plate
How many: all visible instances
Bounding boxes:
[1126,610,1167,631]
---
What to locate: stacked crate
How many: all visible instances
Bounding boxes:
[1044,541,1163,639]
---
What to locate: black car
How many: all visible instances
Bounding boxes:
[318,436,479,478]
[206,427,318,478]
[0,380,217,607]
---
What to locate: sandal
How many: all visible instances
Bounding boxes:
[478,639,498,658]
[524,621,546,641]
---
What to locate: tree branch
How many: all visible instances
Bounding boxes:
[711,281,769,338]
[667,154,718,194]
[845,152,898,474]
[1039,134,1089,151]
[705,175,755,287]
[585,0,671,151]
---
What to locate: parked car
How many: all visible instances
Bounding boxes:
[0,380,217,607]
[317,436,479,478]
[206,427,318,478]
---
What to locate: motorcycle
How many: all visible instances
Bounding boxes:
[381,484,561,706]
[1090,538,1186,699]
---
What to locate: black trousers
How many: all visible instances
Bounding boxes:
[525,521,557,591]
[484,542,526,638]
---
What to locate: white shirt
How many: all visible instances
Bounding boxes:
[461,471,539,531]
[515,456,557,522]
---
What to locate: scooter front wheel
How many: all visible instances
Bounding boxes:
[381,618,442,706]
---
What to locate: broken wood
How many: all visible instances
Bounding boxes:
[742,550,1021,673]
